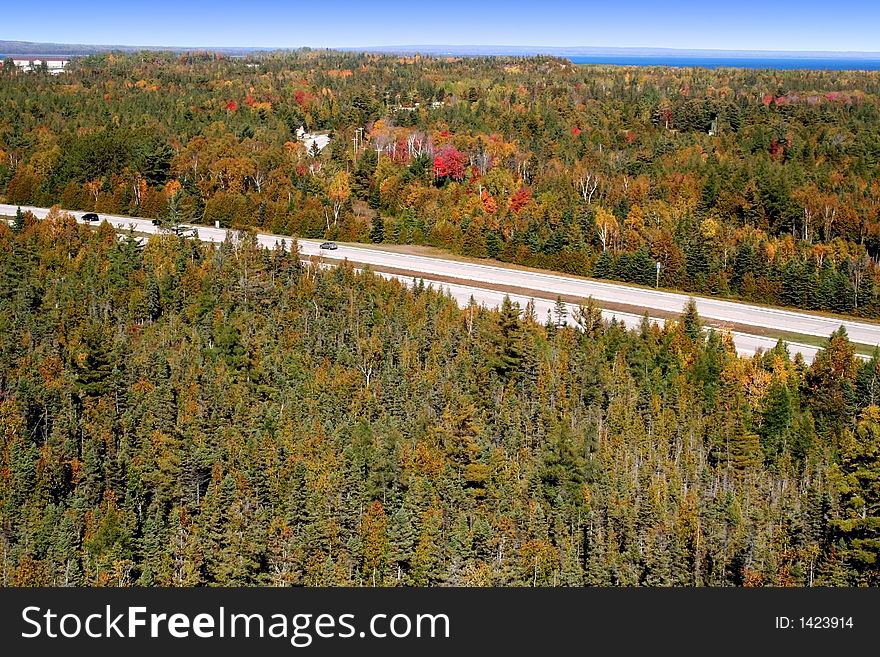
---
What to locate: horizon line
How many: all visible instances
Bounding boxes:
[2,40,880,57]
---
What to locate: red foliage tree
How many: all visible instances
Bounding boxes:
[509,187,532,214]
[294,89,311,108]
[481,190,498,214]
[769,138,784,160]
[393,138,410,164]
[433,145,467,182]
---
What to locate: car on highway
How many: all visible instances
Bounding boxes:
[151,218,161,225]
[82,212,99,222]
[320,241,338,250]
[168,225,198,238]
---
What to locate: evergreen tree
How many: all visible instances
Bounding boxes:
[855,350,880,410]
[593,250,615,279]
[388,506,415,583]
[369,214,384,243]
[806,327,858,435]
[831,406,880,584]
[553,296,568,328]
[488,296,524,378]
[71,323,114,401]
[760,379,793,461]
[12,206,25,233]
[681,297,703,343]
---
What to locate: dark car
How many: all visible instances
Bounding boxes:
[170,226,197,238]
[82,212,99,222]
[151,218,161,225]
[320,241,338,250]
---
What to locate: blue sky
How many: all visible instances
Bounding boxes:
[2,0,879,52]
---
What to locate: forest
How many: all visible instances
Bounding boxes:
[2,51,880,314]
[0,210,878,586]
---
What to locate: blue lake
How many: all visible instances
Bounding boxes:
[568,56,880,70]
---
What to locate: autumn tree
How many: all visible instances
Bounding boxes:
[320,170,350,232]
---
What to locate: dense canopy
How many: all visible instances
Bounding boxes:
[1,212,878,586]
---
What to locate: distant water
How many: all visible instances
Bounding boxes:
[569,55,880,70]
[4,50,879,71]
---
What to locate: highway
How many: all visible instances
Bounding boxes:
[4,203,874,364]
[378,274,825,363]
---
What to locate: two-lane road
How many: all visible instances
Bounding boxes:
[4,204,875,363]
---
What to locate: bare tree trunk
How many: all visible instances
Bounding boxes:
[578,173,599,204]
[822,205,836,241]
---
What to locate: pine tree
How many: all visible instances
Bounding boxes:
[553,296,568,328]
[806,326,858,435]
[12,206,25,233]
[681,297,703,343]
[760,380,793,460]
[584,527,611,586]
[448,511,473,563]
[137,505,173,585]
[684,234,710,289]
[723,405,762,474]
[388,506,415,583]
[145,274,161,322]
[369,214,385,243]
[855,350,880,410]
[830,405,880,584]
[691,329,725,405]
[573,297,604,338]
[72,323,114,401]
[489,296,524,378]
[593,250,615,279]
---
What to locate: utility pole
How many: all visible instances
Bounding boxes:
[655,261,661,288]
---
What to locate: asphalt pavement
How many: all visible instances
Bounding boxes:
[4,203,871,364]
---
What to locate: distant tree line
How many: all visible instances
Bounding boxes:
[2,51,880,314]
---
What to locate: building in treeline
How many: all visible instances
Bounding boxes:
[11,58,69,74]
